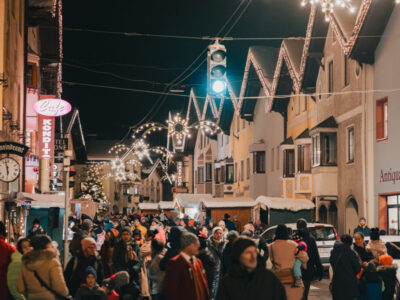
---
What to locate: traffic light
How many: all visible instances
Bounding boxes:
[207,40,227,96]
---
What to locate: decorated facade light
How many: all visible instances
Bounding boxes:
[131,139,151,161]
[301,0,355,22]
[108,143,130,156]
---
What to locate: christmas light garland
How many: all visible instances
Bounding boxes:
[300,0,355,22]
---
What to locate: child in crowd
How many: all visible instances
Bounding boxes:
[293,241,307,288]
[377,254,398,300]
[359,262,384,300]
[74,266,107,300]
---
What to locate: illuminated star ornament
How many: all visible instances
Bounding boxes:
[300,0,355,21]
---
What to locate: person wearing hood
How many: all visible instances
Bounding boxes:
[377,254,398,300]
[217,236,286,300]
[17,234,70,300]
[27,218,46,238]
[7,238,32,300]
[197,232,217,295]
[65,237,105,296]
[221,230,239,276]
[329,234,362,300]
[70,218,93,257]
[0,221,16,299]
[112,226,142,288]
[353,217,371,237]
[74,266,107,300]
[207,226,226,298]
[359,261,383,300]
[159,225,186,271]
[223,214,236,232]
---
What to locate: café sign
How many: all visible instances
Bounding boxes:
[34,98,71,117]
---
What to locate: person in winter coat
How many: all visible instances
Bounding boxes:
[353,217,371,237]
[164,232,211,300]
[0,221,16,299]
[74,266,107,300]
[27,218,46,238]
[223,214,236,232]
[207,219,216,236]
[221,230,239,276]
[295,219,323,300]
[148,239,167,300]
[65,237,105,296]
[7,238,32,300]
[366,228,387,262]
[269,224,309,300]
[17,234,69,300]
[217,236,286,300]
[131,218,147,240]
[70,218,93,257]
[112,226,142,288]
[100,228,119,278]
[159,225,186,271]
[359,262,383,300]
[353,232,373,265]
[139,231,153,298]
[329,234,362,300]
[377,254,398,300]
[197,234,217,294]
[207,226,226,298]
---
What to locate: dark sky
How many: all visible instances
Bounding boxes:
[62,0,309,140]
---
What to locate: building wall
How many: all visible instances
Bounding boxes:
[373,5,400,233]
[251,89,284,199]
[230,112,253,198]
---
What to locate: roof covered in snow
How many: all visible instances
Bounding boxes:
[18,192,66,208]
[202,197,256,208]
[175,193,212,208]
[256,196,315,212]
[138,202,159,210]
[159,201,176,209]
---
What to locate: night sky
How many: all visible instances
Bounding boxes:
[62,0,309,140]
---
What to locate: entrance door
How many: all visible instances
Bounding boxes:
[319,205,327,223]
[328,202,338,229]
[345,197,359,235]
[260,208,269,225]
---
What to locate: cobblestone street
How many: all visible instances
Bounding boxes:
[309,279,331,300]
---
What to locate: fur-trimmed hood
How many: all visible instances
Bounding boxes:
[377,264,398,272]
[22,247,59,272]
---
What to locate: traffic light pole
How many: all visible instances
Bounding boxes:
[63,150,72,268]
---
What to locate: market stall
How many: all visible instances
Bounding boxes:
[175,193,212,221]
[139,202,160,215]
[159,200,177,218]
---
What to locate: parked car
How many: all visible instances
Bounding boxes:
[261,223,338,267]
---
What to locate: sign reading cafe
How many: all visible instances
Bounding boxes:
[380,168,400,184]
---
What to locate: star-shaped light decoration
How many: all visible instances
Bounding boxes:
[131,139,151,161]
[301,0,355,22]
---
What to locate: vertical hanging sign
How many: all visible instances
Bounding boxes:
[38,115,55,159]
[177,161,183,187]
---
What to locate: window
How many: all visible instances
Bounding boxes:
[246,157,250,179]
[276,146,279,170]
[253,151,266,174]
[376,98,388,140]
[386,195,400,235]
[347,127,355,163]
[197,167,204,184]
[240,160,244,181]
[271,148,275,171]
[200,134,203,149]
[328,61,334,96]
[205,163,212,182]
[303,97,307,112]
[226,164,234,183]
[26,63,38,88]
[297,144,311,173]
[312,133,337,166]
[234,162,238,182]
[344,55,350,87]
[296,95,300,115]
[283,149,295,177]
[215,168,220,184]
[220,166,225,183]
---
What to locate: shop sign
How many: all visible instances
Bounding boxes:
[34,98,71,117]
[380,168,400,184]
[0,142,29,156]
[177,161,183,187]
[38,115,55,159]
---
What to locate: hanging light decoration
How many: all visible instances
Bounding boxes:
[106,157,140,182]
[301,0,355,22]
[132,113,222,146]
[131,139,151,161]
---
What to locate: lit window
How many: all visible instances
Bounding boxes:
[347,127,355,163]
[376,98,388,141]
[226,164,234,183]
[328,61,334,96]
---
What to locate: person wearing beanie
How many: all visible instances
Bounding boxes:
[207,226,225,299]
[113,225,143,288]
[69,218,93,257]
[366,228,387,262]
[353,217,371,237]
[159,225,186,271]
[217,236,286,300]
[17,235,70,299]
[378,254,398,300]
[65,237,104,296]
[164,232,211,300]
[100,229,119,278]
[359,261,383,300]
[0,221,16,300]
[74,266,107,300]
[27,218,46,238]
[221,230,239,276]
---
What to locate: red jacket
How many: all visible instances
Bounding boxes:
[0,235,16,299]
[164,253,211,300]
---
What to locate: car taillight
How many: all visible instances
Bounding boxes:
[333,227,339,240]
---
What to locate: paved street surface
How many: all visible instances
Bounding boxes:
[309,279,331,300]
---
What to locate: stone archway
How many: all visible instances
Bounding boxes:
[345,197,359,235]
[319,205,327,224]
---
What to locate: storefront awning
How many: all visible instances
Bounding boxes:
[138,202,159,210]
[256,196,315,212]
[175,193,212,208]
[17,192,66,209]
[202,197,256,208]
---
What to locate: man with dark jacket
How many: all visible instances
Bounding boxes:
[207,227,226,299]
[221,230,239,275]
[112,227,142,288]
[197,235,217,295]
[217,236,286,300]
[64,237,104,296]
[353,217,371,237]
[159,226,186,271]
[223,214,236,232]
[296,219,323,300]
[69,218,93,257]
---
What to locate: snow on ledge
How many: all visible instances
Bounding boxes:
[256,196,315,212]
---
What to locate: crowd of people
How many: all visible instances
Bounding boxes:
[0,212,398,300]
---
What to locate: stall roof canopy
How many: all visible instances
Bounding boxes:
[256,196,314,212]
[139,202,159,210]
[175,193,212,208]
[202,197,256,208]
[18,192,65,208]
[159,201,176,210]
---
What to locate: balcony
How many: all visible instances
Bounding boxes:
[295,173,312,194]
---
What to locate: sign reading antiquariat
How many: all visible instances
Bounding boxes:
[0,142,29,157]
[380,168,400,184]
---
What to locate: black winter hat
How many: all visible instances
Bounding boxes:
[232,236,256,262]
[30,234,52,250]
[85,266,97,280]
[296,218,308,230]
